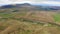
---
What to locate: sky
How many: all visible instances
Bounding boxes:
[0,0,60,6]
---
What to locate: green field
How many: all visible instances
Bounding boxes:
[53,13,60,22]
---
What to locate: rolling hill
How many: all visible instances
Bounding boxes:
[0,3,60,34]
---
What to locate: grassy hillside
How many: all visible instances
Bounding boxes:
[0,17,60,34]
[53,13,60,22]
[0,8,60,34]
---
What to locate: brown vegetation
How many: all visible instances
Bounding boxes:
[0,8,60,34]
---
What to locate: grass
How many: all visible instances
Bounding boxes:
[0,19,60,34]
[0,13,13,18]
[0,9,60,34]
[53,13,60,22]
[0,12,27,18]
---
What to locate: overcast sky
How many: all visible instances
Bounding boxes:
[0,0,60,6]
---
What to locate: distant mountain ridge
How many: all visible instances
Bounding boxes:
[0,3,31,8]
[0,3,60,10]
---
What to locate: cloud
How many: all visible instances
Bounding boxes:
[0,0,60,6]
[0,0,48,4]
